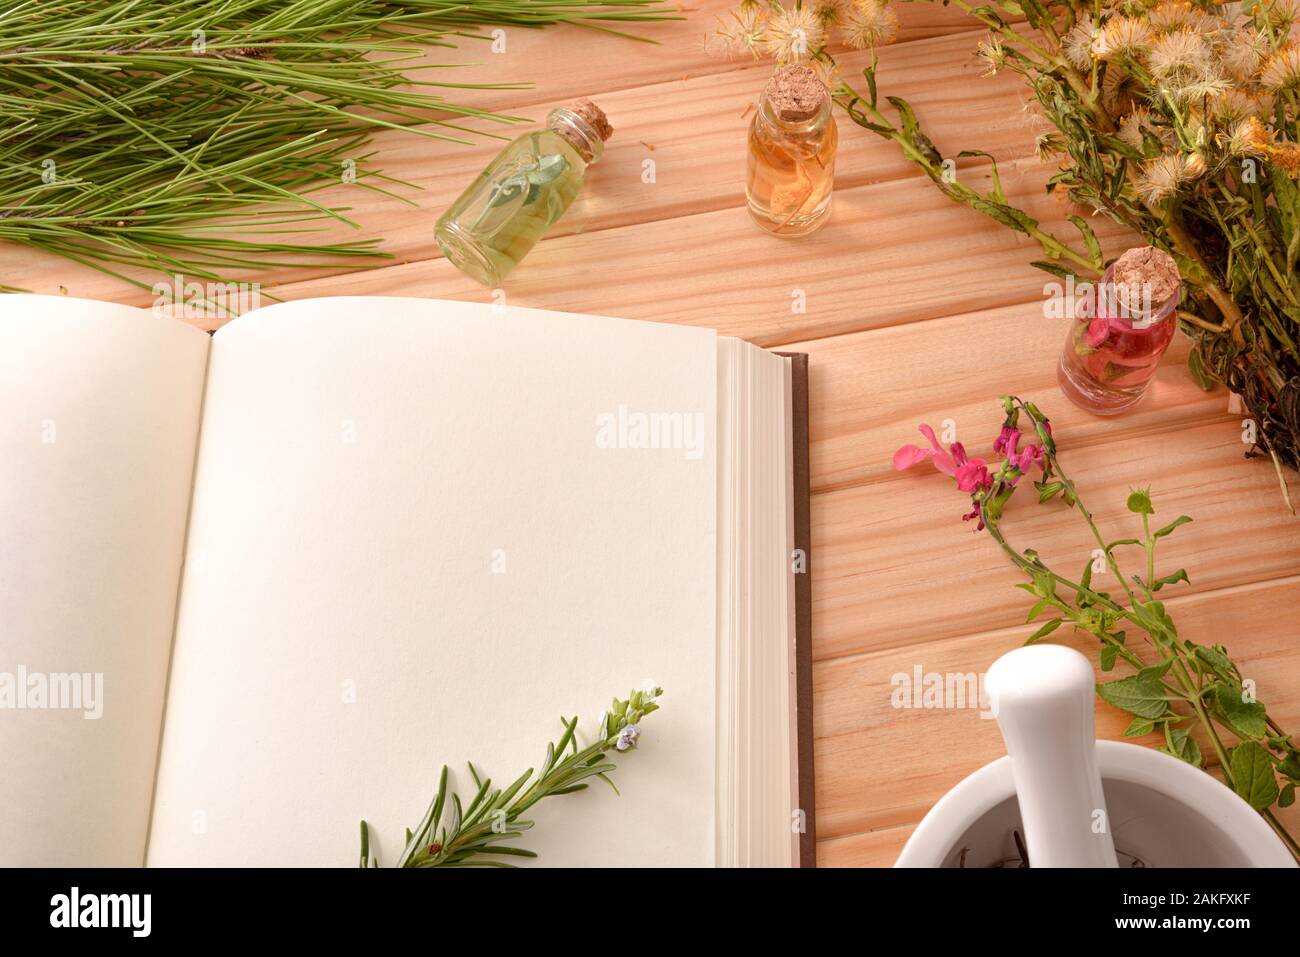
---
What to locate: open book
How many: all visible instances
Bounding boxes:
[0,295,812,868]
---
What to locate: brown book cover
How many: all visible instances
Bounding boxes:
[777,351,815,867]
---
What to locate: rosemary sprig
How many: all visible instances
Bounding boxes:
[0,0,678,295]
[359,685,662,867]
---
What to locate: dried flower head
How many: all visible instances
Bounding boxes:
[1063,16,1099,70]
[1118,106,1173,151]
[1219,29,1268,81]
[812,0,847,25]
[1101,64,1142,114]
[1094,15,1153,60]
[1208,88,1269,127]
[1261,43,1300,91]
[1268,140,1300,178]
[1035,131,1066,160]
[706,6,766,58]
[1136,152,1202,203]
[1223,115,1272,156]
[841,0,897,49]
[1255,0,1300,31]
[1146,29,1213,81]
[762,4,825,63]
[979,34,1008,75]
[1147,1,1214,35]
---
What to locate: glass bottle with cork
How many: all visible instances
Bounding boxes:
[435,99,613,286]
[1057,246,1182,414]
[746,64,838,237]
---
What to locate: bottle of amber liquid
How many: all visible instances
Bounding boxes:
[747,65,837,237]
[435,99,613,285]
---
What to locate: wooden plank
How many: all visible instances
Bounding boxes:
[817,823,914,867]
[813,575,1300,844]
[813,419,1300,663]
[794,301,1232,495]
[244,159,1126,345]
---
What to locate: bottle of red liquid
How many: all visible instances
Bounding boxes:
[1057,247,1181,415]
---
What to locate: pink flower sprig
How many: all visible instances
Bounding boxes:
[893,398,1055,530]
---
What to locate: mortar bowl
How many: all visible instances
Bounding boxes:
[895,741,1296,868]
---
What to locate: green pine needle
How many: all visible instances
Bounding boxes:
[0,0,678,296]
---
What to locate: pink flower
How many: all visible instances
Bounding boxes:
[993,424,1021,456]
[1085,317,1110,347]
[962,505,985,531]
[1010,442,1044,474]
[892,423,955,475]
[951,442,992,493]
[894,425,991,494]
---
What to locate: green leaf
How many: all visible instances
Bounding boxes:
[957,149,1007,203]
[1124,716,1156,737]
[1138,659,1174,681]
[1230,741,1280,809]
[1035,479,1064,503]
[1096,675,1170,719]
[1030,260,1079,282]
[1161,728,1203,767]
[1153,515,1193,539]
[885,95,943,165]
[1067,215,1103,269]
[1279,753,1300,782]
[1281,783,1296,808]
[1213,683,1269,739]
[1126,487,1154,515]
[1026,599,1052,622]
[1026,618,1064,644]
[1151,568,1189,592]
[1192,644,1235,682]
[1100,642,1118,672]
[1186,347,1217,391]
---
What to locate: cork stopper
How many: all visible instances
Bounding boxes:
[568,98,613,142]
[764,64,827,123]
[1112,245,1180,313]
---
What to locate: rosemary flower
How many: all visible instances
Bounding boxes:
[1094,15,1153,60]
[1261,43,1300,91]
[616,724,640,751]
[841,0,897,49]
[762,4,825,62]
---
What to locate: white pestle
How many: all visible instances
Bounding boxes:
[985,644,1119,867]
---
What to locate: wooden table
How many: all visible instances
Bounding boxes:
[5,2,1298,865]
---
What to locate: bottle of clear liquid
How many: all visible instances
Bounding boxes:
[747,64,837,237]
[435,100,612,286]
